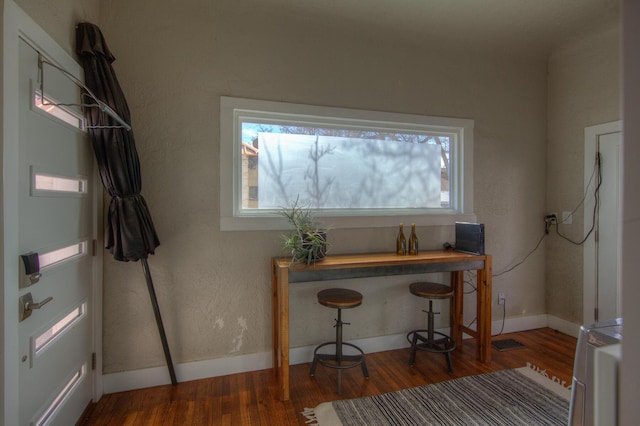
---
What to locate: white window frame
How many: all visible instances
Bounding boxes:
[220,96,475,231]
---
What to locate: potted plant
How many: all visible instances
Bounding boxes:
[278,198,330,266]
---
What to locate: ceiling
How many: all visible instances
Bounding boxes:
[272,0,620,57]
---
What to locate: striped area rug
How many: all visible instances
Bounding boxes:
[304,364,571,425]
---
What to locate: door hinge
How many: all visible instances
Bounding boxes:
[92,239,98,257]
[91,352,97,370]
[595,230,599,243]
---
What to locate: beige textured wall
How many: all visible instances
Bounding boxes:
[546,23,621,324]
[95,0,549,374]
[14,0,99,56]
[621,1,640,420]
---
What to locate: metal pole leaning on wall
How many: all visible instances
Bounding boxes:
[141,258,177,385]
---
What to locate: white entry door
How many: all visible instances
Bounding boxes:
[583,122,623,324]
[17,35,96,425]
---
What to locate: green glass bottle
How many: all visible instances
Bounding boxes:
[409,223,419,255]
[396,224,407,255]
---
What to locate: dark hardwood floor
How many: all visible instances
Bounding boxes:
[79,327,576,425]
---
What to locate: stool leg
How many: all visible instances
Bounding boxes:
[310,354,319,376]
[427,300,435,342]
[409,332,419,366]
[335,309,343,364]
[360,356,369,378]
[445,351,454,374]
[335,309,343,393]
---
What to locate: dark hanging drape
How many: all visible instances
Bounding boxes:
[76,23,159,262]
[76,23,176,385]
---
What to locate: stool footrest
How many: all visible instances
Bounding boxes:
[314,354,366,369]
[406,330,456,354]
[407,329,456,373]
[310,340,369,394]
[311,341,368,372]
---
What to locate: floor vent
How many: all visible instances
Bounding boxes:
[492,338,526,351]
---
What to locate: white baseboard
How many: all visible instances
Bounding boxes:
[492,313,548,335]
[102,313,580,394]
[103,351,274,394]
[546,315,581,337]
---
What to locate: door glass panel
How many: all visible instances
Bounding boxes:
[34,89,84,129]
[34,364,86,426]
[34,302,86,355]
[38,241,87,269]
[34,173,86,194]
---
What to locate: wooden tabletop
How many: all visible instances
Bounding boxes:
[273,250,486,271]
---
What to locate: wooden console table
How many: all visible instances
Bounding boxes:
[271,250,492,401]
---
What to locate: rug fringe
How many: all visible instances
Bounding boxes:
[301,407,319,425]
[526,361,571,389]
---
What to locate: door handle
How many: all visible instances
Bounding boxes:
[19,292,53,322]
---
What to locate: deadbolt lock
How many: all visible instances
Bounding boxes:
[19,253,42,288]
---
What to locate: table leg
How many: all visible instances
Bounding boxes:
[278,267,291,400]
[451,271,464,346]
[477,256,492,362]
[271,260,279,373]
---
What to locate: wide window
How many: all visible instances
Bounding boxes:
[220,97,475,230]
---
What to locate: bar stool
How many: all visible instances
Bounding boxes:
[406,281,457,373]
[310,288,369,394]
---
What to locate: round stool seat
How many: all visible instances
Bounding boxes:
[317,288,363,309]
[409,281,454,299]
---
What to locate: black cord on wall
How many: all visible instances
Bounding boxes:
[493,152,602,277]
[484,153,602,337]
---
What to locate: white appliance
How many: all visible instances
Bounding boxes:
[569,317,622,425]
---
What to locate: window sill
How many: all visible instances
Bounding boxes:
[220,212,477,231]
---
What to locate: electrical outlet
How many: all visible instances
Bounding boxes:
[498,293,505,305]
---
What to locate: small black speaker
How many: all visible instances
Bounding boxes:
[454,222,485,255]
